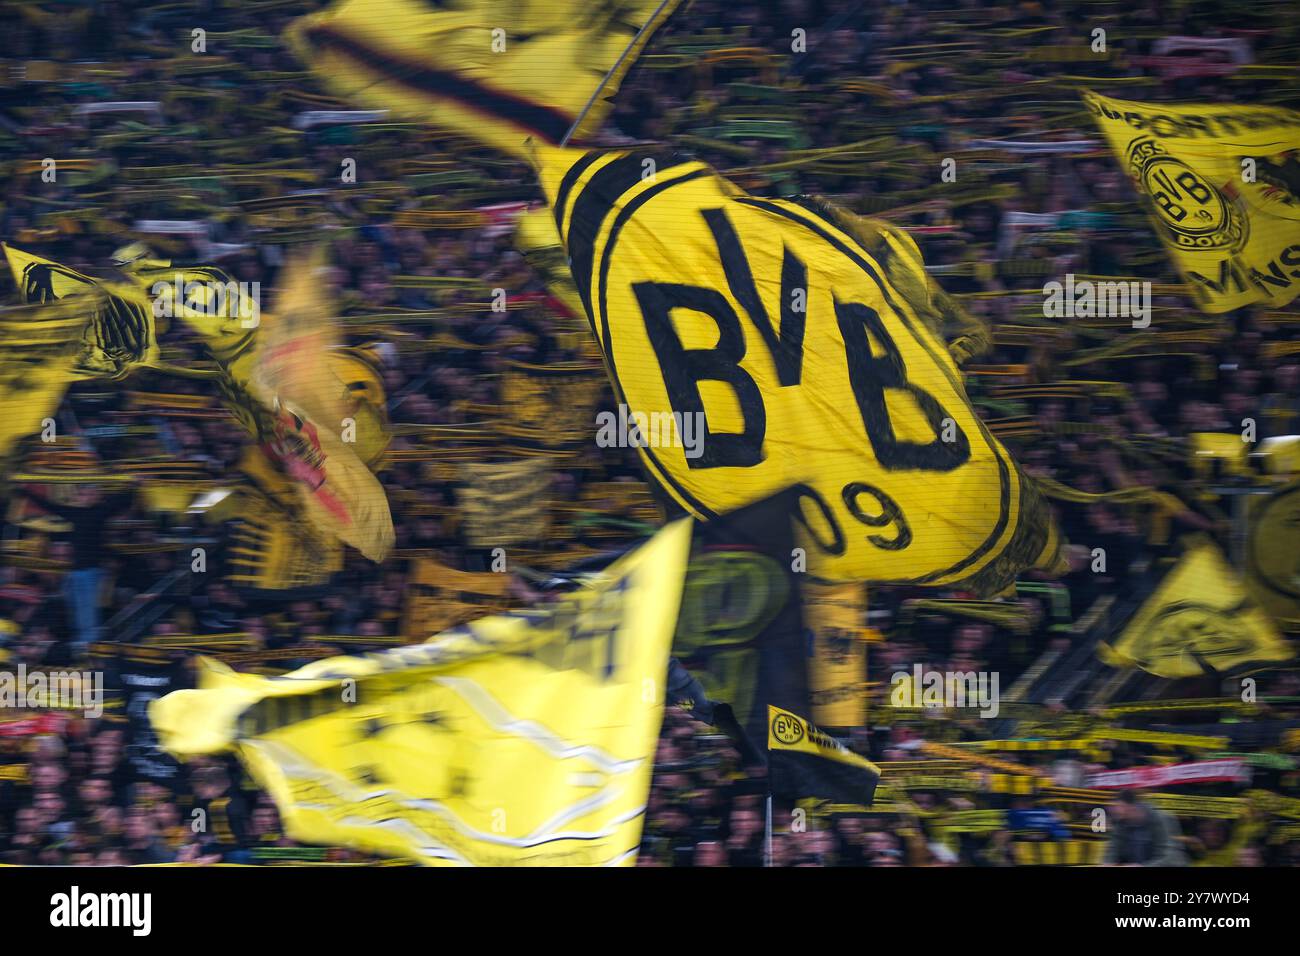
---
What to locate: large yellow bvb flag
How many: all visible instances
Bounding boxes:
[1083,91,1300,313]
[533,144,1062,592]
[287,0,683,159]
[151,519,692,866]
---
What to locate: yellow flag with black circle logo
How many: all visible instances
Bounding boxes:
[1083,91,1300,313]
[533,144,1062,592]
[151,519,691,866]
[767,705,880,805]
[1101,541,1293,678]
[287,0,683,160]
[1246,481,1300,632]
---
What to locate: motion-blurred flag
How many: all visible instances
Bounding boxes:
[222,488,345,592]
[244,252,395,562]
[287,0,683,159]
[516,206,588,322]
[1246,480,1300,632]
[4,244,394,562]
[767,705,880,805]
[803,581,869,729]
[0,296,101,465]
[456,458,552,547]
[532,144,1063,592]
[1101,541,1293,678]
[1083,91,1300,313]
[402,557,509,639]
[4,244,159,379]
[151,519,692,866]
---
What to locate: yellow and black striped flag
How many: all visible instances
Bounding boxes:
[767,705,880,805]
[287,0,683,159]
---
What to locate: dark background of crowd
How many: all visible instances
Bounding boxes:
[1,0,1299,866]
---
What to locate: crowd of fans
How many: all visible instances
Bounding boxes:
[2,0,1299,865]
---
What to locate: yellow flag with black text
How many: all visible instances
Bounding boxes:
[767,705,880,805]
[533,144,1062,591]
[1083,92,1300,313]
[151,519,692,866]
[1101,541,1293,678]
[287,0,683,159]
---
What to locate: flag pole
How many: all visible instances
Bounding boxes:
[764,791,773,867]
[560,0,678,147]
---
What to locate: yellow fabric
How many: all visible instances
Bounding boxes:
[287,0,683,159]
[151,519,692,866]
[1101,541,1294,678]
[515,206,588,321]
[402,557,509,639]
[4,244,159,380]
[0,295,97,464]
[1246,481,1300,631]
[1083,91,1300,313]
[803,581,868,727]
[767,704,880,775]
[533,143,1062,592]
[243,252,395,561]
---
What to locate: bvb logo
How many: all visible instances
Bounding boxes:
[1137,601,1255,669]
[772,711,804,745]
[1126,137,1246,252]
[1247,483,1300,607]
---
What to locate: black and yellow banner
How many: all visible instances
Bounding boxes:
[287,0,683,159]
[672,492,810,745]
[1101,541,1294,678]
[224,490,344,592]
[497,359,604,449]
[1083,92,1300,313]
[402,557,509,640]
[767,704,880,805]
[456,458,552,547]
[151,519,692,866]
[533,144,1063,592]
[803,581,868,728]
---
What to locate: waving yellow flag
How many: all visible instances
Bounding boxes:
[1083,92,1300,313]
[4,244,159,379]
[1101,541,1293,678]
[0,295,104,465]
[287,0,682,159]
[533,144,1062,592]
[151,519,691,866]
